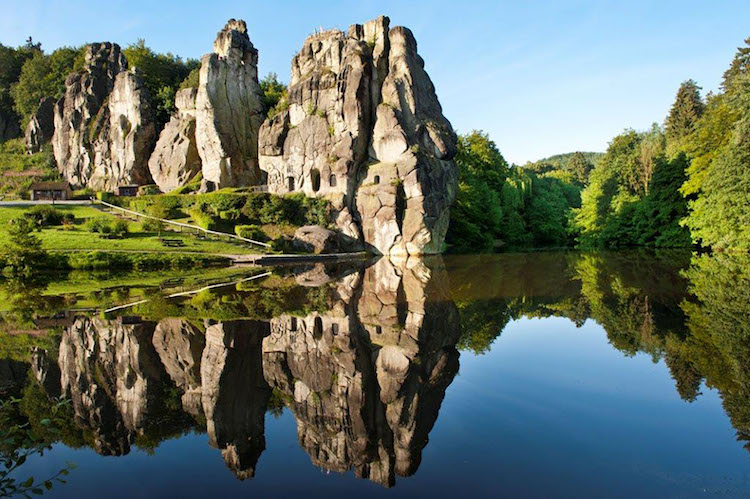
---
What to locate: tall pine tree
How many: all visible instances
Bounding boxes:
[665,79,704,154]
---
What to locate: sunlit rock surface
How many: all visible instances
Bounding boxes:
[260,16,457,255]
[195,20,264,190]
[52,43,155,189]
[148,88,202,192]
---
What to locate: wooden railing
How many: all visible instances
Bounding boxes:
[94,199,271,249]
[103,271,272,314]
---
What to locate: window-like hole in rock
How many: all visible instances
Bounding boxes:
[311,169,321,192]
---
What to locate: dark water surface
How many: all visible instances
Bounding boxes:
[1,250,750,497]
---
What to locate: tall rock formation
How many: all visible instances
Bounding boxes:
[25,97,55,153]
[52,43,155,190]
[259,16,457,256]
[148,88,202,192]
[89,70,156,189]
[195,20,264,190]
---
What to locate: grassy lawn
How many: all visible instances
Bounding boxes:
[0,205,260,255]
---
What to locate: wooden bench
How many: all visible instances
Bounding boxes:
[160,238,186,248]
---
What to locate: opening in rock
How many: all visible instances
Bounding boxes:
[375,326,382,336]
[313,317,323,339]
[396,182,406,233]
[396,278,407,328]
[331,323,339,335]
[373,175,380,184]
[329,174,337,187]
[290,317,297,331]
[311,169,321,192]
[287,176,295,192]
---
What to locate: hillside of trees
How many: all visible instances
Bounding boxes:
[449,35,750,253]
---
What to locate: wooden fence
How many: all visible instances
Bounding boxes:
[95,199,271,249]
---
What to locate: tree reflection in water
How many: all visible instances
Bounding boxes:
[1,250,750,488]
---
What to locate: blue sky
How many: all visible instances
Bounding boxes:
[2,0,748,164]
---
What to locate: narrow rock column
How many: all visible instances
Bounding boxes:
[195,19,264,190]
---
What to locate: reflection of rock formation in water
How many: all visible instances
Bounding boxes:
[263,257,460,486]
[57,316,164,455]
[153,318,205,417]
[28,257,460,485]
[201,320,271,479]
[31,347,61,399]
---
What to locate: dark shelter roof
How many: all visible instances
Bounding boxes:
[30,181,71,190]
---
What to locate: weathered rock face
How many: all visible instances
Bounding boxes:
[292,225,339,254]
[148,88,202,192]
[52,43,155,190]
[57,317,165,455]
[89,70,156,190]
[25,97,55,153]
[195,20,264,190]
[260,16,457,256]
[152,318,205,417]
[52,43,127,188]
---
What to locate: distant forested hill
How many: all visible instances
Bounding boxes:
[523,151,604,185]
[531,151,604,169]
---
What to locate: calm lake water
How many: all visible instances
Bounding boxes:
[1,250,750,498]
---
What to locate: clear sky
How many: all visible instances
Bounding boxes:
[2,0,749,164]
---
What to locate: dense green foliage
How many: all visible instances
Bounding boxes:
[524,151,601,184]
[447,131,581,251]
[568,36,750,252]
[447,35,750,254]
[10,46,84,124]
[679,38,750,250]
[0,39,41,137]
[571,125,691,248]
[260,72,287,119]
[1,216,47,278]
[122,39,199,129]
[665,79,704,156]
[131,191,331,232]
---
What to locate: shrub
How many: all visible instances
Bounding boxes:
[110,218,129,239]
[145,196,181,219]
[138,184,161,196]
[235,224,267,241]
[270,236,295,253]
[85,217,112,234]
[219,209,241,221]
[63,251,228,270]
[72,188,95,200]
[24,205,73,227]
[141,218,165,233]
[96,191,115,203]
[189,206,217,230]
